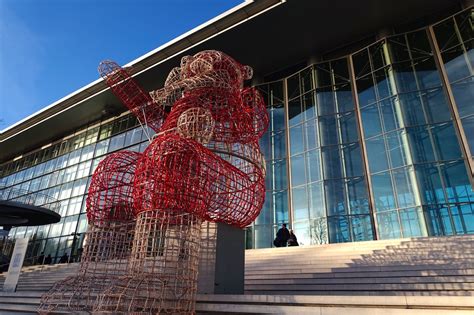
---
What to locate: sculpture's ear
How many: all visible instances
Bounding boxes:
[243,65,253,80]
[181,55,192,68]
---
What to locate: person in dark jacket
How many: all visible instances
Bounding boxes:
[59,253,69,264]
[44,254,52,264]
[287,229,299,246]
[273,223,290,247]
[37,252,45,265]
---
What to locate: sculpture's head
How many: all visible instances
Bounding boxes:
[179,50,252,89]
[157,50,269,144]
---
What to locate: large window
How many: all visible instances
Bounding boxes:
[0,114,147,263]
[433,8,474,159]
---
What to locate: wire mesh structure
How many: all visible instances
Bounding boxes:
[98,60,166,133]
[40,50,268,314]
[94,211,202,314]
[38,151,140,314]
[94,51,268,314]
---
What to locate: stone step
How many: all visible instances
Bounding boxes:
[245,264,474,274]
[246,265,474,273]
[0,297,40,305]
[246,249,474,258]
[246,258,474,268]
[0,303,38,313]
[245,254,474,263]
[0,292,43,298]
[247,244,474,256]
[245,290,474,296]
[245,250,474,263]
[195,294,474,314]
[197,304,473,314]
[246,275,474,285]
[245,282,474,291]
[246,269,474,279]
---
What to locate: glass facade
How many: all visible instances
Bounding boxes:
[0,114,152,262]
[0,8,473,255]
[250,7,474,248]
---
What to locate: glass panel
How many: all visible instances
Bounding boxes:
[322,146,342,180]
[272,130,287,160]
[289,125,304,155]
[338,111,358,143]
[271,159,287,191]
[290,154,306,187]
[377,210,401,239]
[334,83,354,113]
[314,62,332,87]
[270,106,286,131]
[393,167,418,208]
[328,216,350,243]
[356,75,376,106]
[388,35,411,62]
[325,179,346,215]
[386,130,409,168]
[288,98,303,126]
[361,104,382,138]
[353,48,371,77]
[304,119,318,150]
[351,215,374,241]
[372,171,396,211]
[316,86,336,115]
[332,58,350,84]
[108,133,126,152]
[373,66,393,100]
[306,149,321,183]
[287,73,300,100]
[432,123,463,161]
[423,205,453,236]
[407,126,436,163]
[292,186,308,220]
[309,181,325,218]
[319,115,338,146]
[342,143,364,178]
[379,97,400,132]
[302,91,316,120]
[441,44,471,82]
[415,164,446,205]
[310,218,328,244]
[347,177,369,214]
[365,135,388,173]
[413,57,441,90]
[451,77,474,117]
[274,190,289,224]
[300,67,314,93]
[441,161,474,203]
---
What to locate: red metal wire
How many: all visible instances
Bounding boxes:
[86,150,141,226]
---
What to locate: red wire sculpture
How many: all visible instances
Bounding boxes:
[98,61,166,132]
[39,151,140,313]
[42,50,269,314]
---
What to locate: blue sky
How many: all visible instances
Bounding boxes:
[0,0,242,129]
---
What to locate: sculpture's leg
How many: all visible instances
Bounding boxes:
[94,210,202,314]
[38,221,134,314]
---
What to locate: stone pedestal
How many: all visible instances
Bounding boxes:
[198,222,245,294]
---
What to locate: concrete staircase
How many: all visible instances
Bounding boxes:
[0,264,78,314]
[245,235,474,297]
[0,235,472,314]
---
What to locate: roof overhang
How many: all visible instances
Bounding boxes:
[0,0,462,162]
